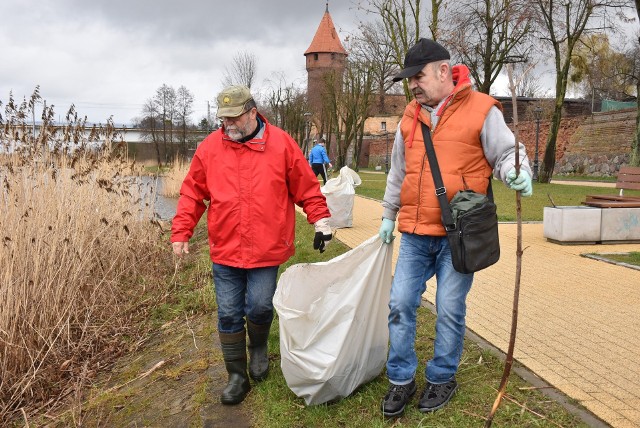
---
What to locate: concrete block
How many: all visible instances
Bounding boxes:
[600,208,640,241]
[543,206,602,242]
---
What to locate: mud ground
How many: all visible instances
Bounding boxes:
[68,315,252,428]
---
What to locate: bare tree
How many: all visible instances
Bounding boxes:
[350,21,398,112]
[153,84,177,163]
[176,85,194,158]
[443,0,535,94]
[263,74,310,150]
[221,51,257,89]
[535,0,629,182]
[512,63,546,97]
[139,99,162,166]
[359,0,422,101]
[428,0,446,40]
[323,58,375,170]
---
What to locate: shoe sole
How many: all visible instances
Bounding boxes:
[418,384,458,413]
[382,386,417,418]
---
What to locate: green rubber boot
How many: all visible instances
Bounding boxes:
[247,320,271,381]
[219,331,250,405]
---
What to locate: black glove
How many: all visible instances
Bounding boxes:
[313,218,333,253]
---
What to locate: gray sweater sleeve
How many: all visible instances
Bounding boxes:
[482,106,532,183]
[382,106,532,220]
[381,124,406,221]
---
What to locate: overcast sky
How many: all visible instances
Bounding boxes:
[3,1,637,127]
[0,0,368,126]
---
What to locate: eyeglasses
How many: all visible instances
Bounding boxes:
[221,107,255,124]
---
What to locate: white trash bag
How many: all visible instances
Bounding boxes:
[273,235,392,405]
[321,166,362,228]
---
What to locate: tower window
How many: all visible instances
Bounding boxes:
[314,53,318,60]
[331,53,335,59]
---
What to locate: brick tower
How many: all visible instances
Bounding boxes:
[304,2,347,125]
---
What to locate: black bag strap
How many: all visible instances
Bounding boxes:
[420,122,494,232]
[421,122,456,231]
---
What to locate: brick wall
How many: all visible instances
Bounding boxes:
[367,137,393,169]
[515,108,636,177]
[363,108,637,176]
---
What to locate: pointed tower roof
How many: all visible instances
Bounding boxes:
[304,3,347,55]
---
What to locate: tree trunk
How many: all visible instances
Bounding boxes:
[538,101,563,183]
[152,127,162,167]
[631,79,640,167]
[539,61,570,183]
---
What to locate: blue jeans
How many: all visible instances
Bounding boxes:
[212,263,279,334]
[386,233,474,384]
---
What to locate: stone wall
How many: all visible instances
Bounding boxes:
[510,109,635,177]
[548,109,635,176]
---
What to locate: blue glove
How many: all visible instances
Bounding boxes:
[506,168,533,197]
[379,218,395,244]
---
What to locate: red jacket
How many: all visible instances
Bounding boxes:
[171,114,330,268]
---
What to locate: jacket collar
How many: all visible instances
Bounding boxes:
[221,113,269,152]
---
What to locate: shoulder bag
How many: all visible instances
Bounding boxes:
[421,122,500,274]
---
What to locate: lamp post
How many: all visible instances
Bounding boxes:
[381,122,389,174]
[533,106,542,181]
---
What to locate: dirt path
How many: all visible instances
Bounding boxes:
[71,315,252,428]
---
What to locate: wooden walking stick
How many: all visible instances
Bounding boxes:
[484,63,530,427]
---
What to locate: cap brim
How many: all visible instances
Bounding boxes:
[216,106,246,118]
[392,64,426,82]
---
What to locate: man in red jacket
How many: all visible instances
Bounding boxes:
[171,85,332,405]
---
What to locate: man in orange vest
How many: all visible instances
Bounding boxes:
[378,39,532,417]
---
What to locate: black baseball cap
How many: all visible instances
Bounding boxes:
[392,38,450,82]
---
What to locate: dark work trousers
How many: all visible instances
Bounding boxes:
[311,163,327,185]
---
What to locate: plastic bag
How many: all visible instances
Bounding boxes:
[321,166,362,228]
[273,235,392,405]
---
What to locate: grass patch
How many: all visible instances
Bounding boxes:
[354,171,640,222]
[604,251,640,266]
[586,251,640,268]
[247,214,589,427]
[552,175,617,182]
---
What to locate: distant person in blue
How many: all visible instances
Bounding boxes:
[308,138,333,185]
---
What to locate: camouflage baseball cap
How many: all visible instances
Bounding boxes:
[216,85,254,118]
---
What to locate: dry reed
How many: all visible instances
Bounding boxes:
[0,89,171,424]
[160,158,189,198]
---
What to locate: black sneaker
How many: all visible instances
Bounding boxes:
[418,379,458,412]
[381,380,417,417]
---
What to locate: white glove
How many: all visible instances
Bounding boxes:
[379,218,395,244]
[506,168,533,197]
[313,218,333,253]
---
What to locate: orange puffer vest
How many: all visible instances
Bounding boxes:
[397,81,500,236]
